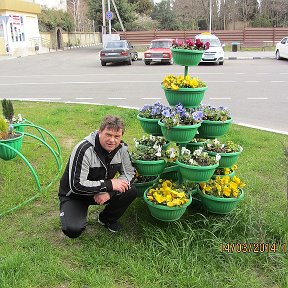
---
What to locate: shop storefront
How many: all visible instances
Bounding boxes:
[0,0,41,55]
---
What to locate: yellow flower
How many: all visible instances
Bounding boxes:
[153,192,165,204]
[223,187,231,197]
[171,83,179,90]
[167,201,176,207]
[185,75,191,81]
[224,168,230,175]
[190,78,199,88]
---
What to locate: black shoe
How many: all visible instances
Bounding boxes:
[98,215,122,233]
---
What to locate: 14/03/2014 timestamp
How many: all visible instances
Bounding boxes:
[221,243,287,253]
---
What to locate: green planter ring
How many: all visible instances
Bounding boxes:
[176,160,219,182]
[133,159,166,176]
[158,120,201,143]
[160,164,179,182]
[199,189,244,214]
[171,48,204,66]
[143,188,192,222]
[135,176,159,197]
[186,141,205,154]
[162,86,207,108]
[207,150,242,168]
[137,115,162,136]
[12,119,26,133]
[0,132,24,160]
[197,118,233,139]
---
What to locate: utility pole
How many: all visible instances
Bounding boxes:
[102,0,106,37]
[209,0,212,33]
[107,0,112,35]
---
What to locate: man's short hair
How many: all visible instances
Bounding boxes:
[99,115,125,134]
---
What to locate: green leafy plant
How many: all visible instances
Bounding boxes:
[0,116,15,140]
[1,99,23,124]
[133,135,168,147]
[178,146,220,166]
[131,144,164,161]
[204,139,243,153]
[199,104,231,121]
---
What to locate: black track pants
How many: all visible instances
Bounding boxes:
[59,186,137,238]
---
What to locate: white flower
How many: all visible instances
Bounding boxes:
[239,146,243,152]
[189,159,197,165]
[181,147,190,155]
[193,147,203,156]
[12,116,16,122]
[155,151,161,157]
[149,135,155,141]
[215,154,221,162]
[170,151,175,158]
[17,114,23,122]
[153,143,159,150]
[214,139,220,145]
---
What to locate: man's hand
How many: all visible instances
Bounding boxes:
[111,179,129,193]
[94,192,110,205]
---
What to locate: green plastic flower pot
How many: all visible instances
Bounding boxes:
[176,160,219,183]
[162,86,207,108]
[160,164,179,182]
[212,170,235,179]
[12,120,26,133]
[171,48,204,66]
[0,132,24,160]
[207,150,242,168]
[158,121,201,143]
[137,115,162,136]
[197,119,232,139]
[133,159,166,176]
[199,189,244,214]
[135,176,159,197]
[143,188,192,222]
[186,141,205,154]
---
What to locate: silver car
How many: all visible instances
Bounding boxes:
[100,40,138,66]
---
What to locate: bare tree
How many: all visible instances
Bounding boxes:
[67,0,90,32]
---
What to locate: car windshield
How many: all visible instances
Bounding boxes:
[105,41,126,49]
[150,41,172,48]
[198,38,221,47]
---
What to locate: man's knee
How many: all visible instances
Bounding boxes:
[62,224,85,238]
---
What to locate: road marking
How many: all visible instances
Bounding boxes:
[235,73,244,75]
[280,73,288,75]
[237,122,288,135]
[209,97,232,100]
[108,97,127,100]
[206,81,236,83]
[23,97,62,100]
[271,80,285,83]
[76,97,94,100]
[141,97,162,100]
[245,80,260,83]
[256,73,269,75]
[247,97,268,100]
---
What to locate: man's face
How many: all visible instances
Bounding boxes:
[98,127,123,152]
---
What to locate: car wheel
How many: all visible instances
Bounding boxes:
[219,61,224,65]
[144,61,150,65]
[133,53,138,61]
[101,61,106,66]
[276,50,282,60]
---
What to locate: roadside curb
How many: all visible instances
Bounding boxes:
[226,56,274,60]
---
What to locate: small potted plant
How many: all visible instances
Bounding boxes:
[1,99,25,132]
[0,116,24,160]
[203,139,243,168]
[133,172,159,197]
[131,144,166,176]
[161,74,208,108]
[144,179,192,221]
[133,135,168,150]
[212,164,237,179]
[158,103,203,143]
[198,175,246,214]
[176,146,220,182]
[171,38,210,66]
[197,104,232,138]
[137,102,167,136]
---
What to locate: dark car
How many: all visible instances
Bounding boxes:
[100,40,138,66]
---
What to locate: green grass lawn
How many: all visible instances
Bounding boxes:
[0,101,287,288]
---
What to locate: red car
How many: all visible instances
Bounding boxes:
[144,38,173,65]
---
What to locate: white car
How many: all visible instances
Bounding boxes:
[275,37,288,60]
[195,33,225,65]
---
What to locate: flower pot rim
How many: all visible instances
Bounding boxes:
[158,120,201,129]
[134,159,166,164]
[171,48,205,54]
[199,188,244,202]
[0,132,24,142]
[137,114,160,122]
[202,118,232,124]
[162,86,208,92]
[206,150,242,156]
[143,188,192,210]
[176,159,219,170]
[134,176,159,187]
[187,141,205,145]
